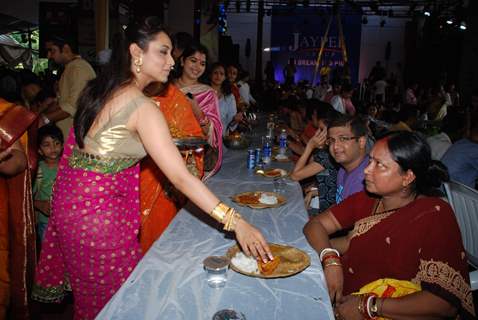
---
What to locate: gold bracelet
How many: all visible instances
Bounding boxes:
[224,210,242,231]
[209,202,242,231]
[210,202,229,223]
[323,261,343,268]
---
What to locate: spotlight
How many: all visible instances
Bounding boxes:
[446,18,453,25]
[380,19,386,28]
[459,21,467,30]
[362,16,368,25]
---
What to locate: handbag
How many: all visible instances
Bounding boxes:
[0,105,38,151]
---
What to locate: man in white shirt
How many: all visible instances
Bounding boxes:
[237,72,256,107]
[314,78,332,101]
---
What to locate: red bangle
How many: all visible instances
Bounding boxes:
[322,254,341,264]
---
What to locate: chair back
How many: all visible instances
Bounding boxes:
[444,181,478,268]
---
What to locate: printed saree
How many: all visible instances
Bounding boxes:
[33,129,143,319]
[140,84,205,253]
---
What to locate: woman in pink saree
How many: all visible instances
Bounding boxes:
[175,43,223,179]
[32,17,272,319]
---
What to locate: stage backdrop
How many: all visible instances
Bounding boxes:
[271,6,362,85]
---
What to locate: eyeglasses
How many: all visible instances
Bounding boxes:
[325,136,359,145]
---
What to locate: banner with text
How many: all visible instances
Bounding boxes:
[271,6,362,85]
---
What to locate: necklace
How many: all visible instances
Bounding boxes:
[373,194,418,215]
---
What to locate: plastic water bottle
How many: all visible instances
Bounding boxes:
[262,136,272,164]
[279,129,287,155]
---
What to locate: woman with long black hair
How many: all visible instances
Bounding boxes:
[33,17,271,319]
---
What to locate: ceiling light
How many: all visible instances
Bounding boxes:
[446,18,453,25]
[423,5,431,16]
[459,21,467,30]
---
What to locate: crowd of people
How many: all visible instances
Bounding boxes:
[0,14,476,320]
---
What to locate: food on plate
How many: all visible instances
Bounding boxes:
[259,193,278,205]
[258,256,281,275]
[231,252,281,276]
[274,154,289,160]
[231,252,259,274]
[263,168,286,177]
[237,194,260,205]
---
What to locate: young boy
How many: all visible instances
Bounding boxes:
[33,124,63,242]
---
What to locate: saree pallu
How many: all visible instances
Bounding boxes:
[140,84,204,252]
[0,99,36,320]
[33,131,142,320]
[180,85,223,179]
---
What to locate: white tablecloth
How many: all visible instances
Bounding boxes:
[97,147,334,320]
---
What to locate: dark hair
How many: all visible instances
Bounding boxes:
[341,82,353,93]
[384,131,449,196]
[32,88,56,105]
[38,124,64,145]
[208,62,232,96]
[74,16,168,147]
[45,34,78,54]
[171,32,193,52]
[176,43,209,80]
[328,114,368,137]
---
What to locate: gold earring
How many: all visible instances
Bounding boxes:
[134,57,143,73]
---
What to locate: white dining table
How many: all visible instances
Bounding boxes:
[97,145,334,320]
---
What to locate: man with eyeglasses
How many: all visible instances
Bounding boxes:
[42,35,96,138]
[326,115,370,204]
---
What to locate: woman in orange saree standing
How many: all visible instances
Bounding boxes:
[0,98,37,320]
[140,82,205,252]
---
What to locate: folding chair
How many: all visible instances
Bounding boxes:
[444,181,478,290]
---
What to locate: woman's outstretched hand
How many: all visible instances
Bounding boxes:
[234,218,273,262]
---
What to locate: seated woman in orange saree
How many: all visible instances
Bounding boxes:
[140,83,205,253]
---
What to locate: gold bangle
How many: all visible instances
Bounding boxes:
[323,261,342,268]
[224,211,242,231]
[209,202,242,231]
[210,202,229,223]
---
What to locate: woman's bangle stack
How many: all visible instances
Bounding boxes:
[210,202,242,232]
[357,293,381,319]
[319,248,342,268]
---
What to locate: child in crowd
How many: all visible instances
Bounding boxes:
[33,124,63,242]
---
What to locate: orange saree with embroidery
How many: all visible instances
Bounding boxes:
[140,84,205,253]
[0,98,36,319]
